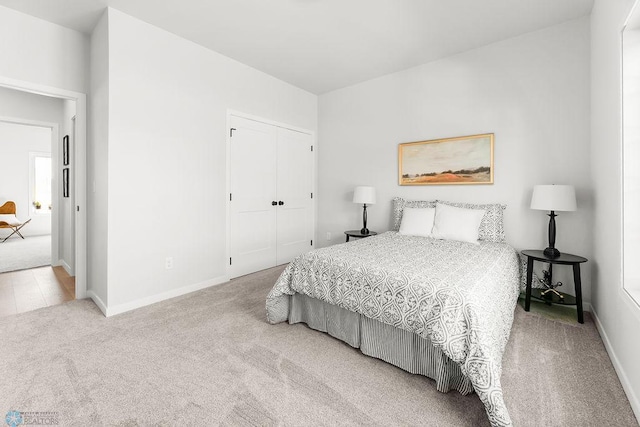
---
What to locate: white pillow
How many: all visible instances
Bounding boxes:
[398,207,436,237]
[431,203,485,244]
[392,197,437,231]
[0,214,20,226]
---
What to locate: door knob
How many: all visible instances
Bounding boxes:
[271,201,277,206]
[278,201,284,206]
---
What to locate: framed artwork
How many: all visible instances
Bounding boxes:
[398,133,494,185]
[63,135,69,165]
[63,168,69,198]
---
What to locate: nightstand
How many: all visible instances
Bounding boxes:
[344,230,377,242]
[521,249,588,323]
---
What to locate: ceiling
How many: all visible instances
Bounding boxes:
[0,0,594,94]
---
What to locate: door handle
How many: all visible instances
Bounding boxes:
[271,201,277,206]
[278,201,284,206]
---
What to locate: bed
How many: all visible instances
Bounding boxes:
[266,198,521,427]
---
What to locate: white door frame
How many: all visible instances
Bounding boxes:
[0,76,87,299]
[225,109,315,278]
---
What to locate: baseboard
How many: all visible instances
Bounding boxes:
[104,275,230,317]
[87,290,108,316]
[60,260,73,276]
[50,258,74,276]
[590,304,640,421]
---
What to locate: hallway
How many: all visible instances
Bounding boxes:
[0,266,74,317]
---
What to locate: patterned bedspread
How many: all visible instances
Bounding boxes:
[266,232,521,427]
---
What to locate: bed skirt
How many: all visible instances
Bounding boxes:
[288,293,474,395]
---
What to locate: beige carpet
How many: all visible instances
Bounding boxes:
[0,266,636,426]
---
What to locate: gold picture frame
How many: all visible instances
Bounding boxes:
[398,133,494,185]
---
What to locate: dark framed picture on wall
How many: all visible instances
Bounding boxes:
[63,135,69,165]
[63,168,69,198]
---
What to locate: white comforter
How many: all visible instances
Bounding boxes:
[266,231,521,427]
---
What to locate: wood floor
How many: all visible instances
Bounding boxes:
[0,266,75,317]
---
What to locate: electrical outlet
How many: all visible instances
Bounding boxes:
[326,232,331,241]
[165,257,173,269]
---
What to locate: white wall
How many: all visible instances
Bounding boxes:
[591,0,640,419]
[60,100,76,274]
[101,9,317,312]
[0,121,52,237]
[0,86,64,124]
[318,18,592,298]
[87,10,110,308]
[0,5,88,94]
[623,29,640,296]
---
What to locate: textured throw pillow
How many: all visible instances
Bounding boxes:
[431,203,485,244]
[437,200,506,242]
[392,197,437,231]
[398,207,436,237]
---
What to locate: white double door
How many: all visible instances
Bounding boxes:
[229,115,313,278]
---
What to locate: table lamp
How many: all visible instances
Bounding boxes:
[530,184,576,258]
[353,186,376,235]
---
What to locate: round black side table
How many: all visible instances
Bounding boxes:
[344,230,377,242]
[521,249,588,324]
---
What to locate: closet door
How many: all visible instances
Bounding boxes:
[276,127,313,265]
[229,116,277,278]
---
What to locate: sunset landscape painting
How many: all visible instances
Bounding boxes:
[398,133,494,185]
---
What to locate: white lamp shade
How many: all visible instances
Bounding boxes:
[530,185,577,212]
[353,186,376,205]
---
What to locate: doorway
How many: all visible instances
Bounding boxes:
[0,120,55,273]
[0,76,87,300]
[0,117,76,316]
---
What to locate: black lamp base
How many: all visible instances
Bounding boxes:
[544,211,561,258]
[544,247,560,258]
[360,204,369,236]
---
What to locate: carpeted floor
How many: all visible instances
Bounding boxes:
[0,266,637,426]
[517,293,584,324]
[0,235,51,273]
